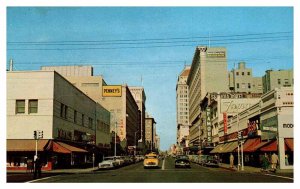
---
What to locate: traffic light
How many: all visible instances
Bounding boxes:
[34,130,37,139]
[38,131,43,139]
[238,131,242,140]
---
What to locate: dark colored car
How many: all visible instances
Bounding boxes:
[175,155,191,168]
[203,155,219,167]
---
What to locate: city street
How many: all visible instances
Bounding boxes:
[24,157,293,183]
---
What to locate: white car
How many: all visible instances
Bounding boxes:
[98,157,118,169]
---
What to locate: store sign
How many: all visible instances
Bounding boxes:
[102,85,122,97]
[207,51,226,58]
[206,107,212,142]
[223,112,228,134]
[220,99,259,114]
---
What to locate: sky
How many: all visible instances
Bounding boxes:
[4,6,294,151]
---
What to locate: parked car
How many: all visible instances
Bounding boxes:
[143,152,159,169]
[203,155,220,167]
[98,156,118,169]
[114,156,125,167]
[175,155,191,168]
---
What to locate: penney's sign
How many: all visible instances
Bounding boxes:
[102,85,122,97]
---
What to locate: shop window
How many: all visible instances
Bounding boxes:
[16,100,25,114]
[28,99,38,114]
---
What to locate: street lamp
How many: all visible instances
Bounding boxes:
[134,130,139,156]
[114,121,117,157]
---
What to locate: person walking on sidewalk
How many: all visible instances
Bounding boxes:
[261,153,270,171]
[271,152,279,170]
[33,156,42,179]
[229,153,234,168]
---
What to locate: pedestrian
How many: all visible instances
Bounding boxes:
[285,154,289,166]
[229,153,234,168]
[261,153,270,171]
[33,156,42,179]
[271,152,279,170]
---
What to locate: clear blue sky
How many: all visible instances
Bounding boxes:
[6,7,293,151]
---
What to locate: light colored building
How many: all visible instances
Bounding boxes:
[7,70,110,169]
[212,87,293,170]
[187,46,229,148]
[228,62,263,93]
[145,113,156,151]
[41,66,140,153]
[176,66,190,148]
[41,65,93,76]
[262,69,293,93]
[128,87,146,147]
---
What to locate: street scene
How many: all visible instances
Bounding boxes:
[4,4,295,184]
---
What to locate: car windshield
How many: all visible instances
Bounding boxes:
[145,156,157,159]
[176,155,188,159]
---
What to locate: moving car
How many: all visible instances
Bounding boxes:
[175,155,191,168]
[143,152,159,169]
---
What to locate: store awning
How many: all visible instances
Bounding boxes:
[242,138,261,153]
[7,139,49,152]
[223,141,238,153]
[260,140,277,152]
[46,141,88,154]
[210,144,225,154]
[285,138,293,151]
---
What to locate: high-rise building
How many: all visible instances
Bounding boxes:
[187,46,229,148]
[262,69,293,93]
[128,87,146,147]
[145,113,156,151]
[228,62,263,93]
[176,66,190,148]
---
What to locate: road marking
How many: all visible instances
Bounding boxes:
[26,175,60,183]
[162,159,165,170]
[264,173,293,180]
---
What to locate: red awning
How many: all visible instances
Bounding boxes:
[260,140,277,152]
[242,138,261,153]
[285,138,293,151]
[45,141,88,154]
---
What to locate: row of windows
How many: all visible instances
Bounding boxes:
[236,83,251,89]
[236,71,251,76]
[277,79,290,85]
[16,99,38,114]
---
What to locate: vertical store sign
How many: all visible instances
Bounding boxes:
[206,107,212,143]
[223,112,228,134]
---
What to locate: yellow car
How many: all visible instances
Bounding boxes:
[143,152,159,169]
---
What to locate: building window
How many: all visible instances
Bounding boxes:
[16,100,25,114]
[88,117,93,129]
[28,100,38,113]
[248,83,251,89]
[242,72,244,75]
[247,72,250,75]
[236,72,239,76]
[74,110,77,123]
[237,83,240,88]
[278,79,281,84]
[60,103,68,119]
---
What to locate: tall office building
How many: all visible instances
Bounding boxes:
[176,66,190,148]
[187,46,229,147]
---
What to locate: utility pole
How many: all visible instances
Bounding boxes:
[114,121,117,157]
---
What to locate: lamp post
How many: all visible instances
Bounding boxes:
[134,130,139,156]
[114,121,117,157]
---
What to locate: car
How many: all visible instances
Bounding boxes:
[143,152,159,169]
[98,156,118,169]
[203,155,220,167]
[175,155,191,168]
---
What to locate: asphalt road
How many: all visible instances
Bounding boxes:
[24,157,293,183]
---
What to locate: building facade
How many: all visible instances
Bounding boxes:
[176,66,190,148]
[187,46,229,148]
[128,87,146,149]
[145,113,156,151]
[40,66,140,154]
[228,62,263,93]
[7,70,110,170]
[262,69,293,93]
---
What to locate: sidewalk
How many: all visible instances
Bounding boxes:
[219,163,293,174]
[7,167,96,174]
